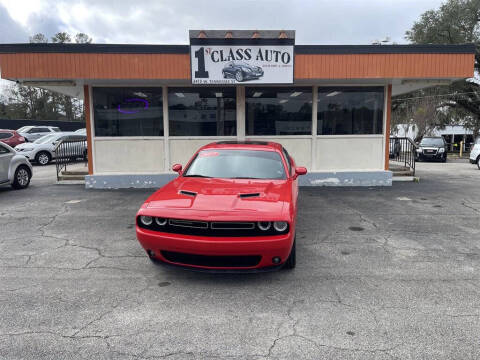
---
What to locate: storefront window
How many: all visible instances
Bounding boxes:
[168,87,236,136]
[93,87,163,136]
[317,87,384,135]
[245,87,312,136]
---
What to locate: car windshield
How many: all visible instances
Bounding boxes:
[184,149,286,180]
[420,138,444,147]
[34,134,58,144]
[17,126,31,132]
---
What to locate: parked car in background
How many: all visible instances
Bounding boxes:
[0,129,25,148]
[222,61,264,82]
[136,141,307,272]
[416,137,447,162]
[14,132,86,165]
[16,126,61,142]
[469,137,480,169]
[0,142,33,189]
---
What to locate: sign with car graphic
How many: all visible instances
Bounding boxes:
[190,45,294,84]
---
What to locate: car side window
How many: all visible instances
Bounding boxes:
[282,148,292,175]
[0,144,10,154]
[0,132,13,139]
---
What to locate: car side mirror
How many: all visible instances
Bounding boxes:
[293,166,307,180]
[172,164,182,174]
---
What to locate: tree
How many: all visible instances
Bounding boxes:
[75,33,92,43]
[402,0,480,139]
[29,33,48,43]
[51,32,71,43]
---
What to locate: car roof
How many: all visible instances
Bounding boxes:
[200,141,283,152]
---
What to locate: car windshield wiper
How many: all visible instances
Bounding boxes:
[183,174,212,178]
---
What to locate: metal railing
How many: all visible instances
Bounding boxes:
[389,137,416,176]
[54,139,88,181]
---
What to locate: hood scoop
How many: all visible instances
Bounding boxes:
[239,192,261,199]
[179,190,197,197]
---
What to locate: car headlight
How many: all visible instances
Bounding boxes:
[155,217,167,226]
[140,216,153,226]
[273,221,288,232]
[245,68,252,72]
[416,147,423,153]
[439,148,445,153]
[257,221,271,231]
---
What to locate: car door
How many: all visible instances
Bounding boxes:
[0,143,14,183]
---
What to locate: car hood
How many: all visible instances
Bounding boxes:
[15,142,49,150]
[143,177,291,221]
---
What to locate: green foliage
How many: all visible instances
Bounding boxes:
[399,0,480,139]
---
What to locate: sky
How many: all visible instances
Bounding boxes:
[0,0,444,93]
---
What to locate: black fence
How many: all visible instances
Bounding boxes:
[54,139,88,181]
[0,119,85,132]
[389,137,416,176]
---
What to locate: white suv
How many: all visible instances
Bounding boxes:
[470,138,480,169]
[17,126,61,142]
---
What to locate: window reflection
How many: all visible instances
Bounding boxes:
[93,87,163,137]
[245,87,312,135]
[168,88,236,136]
[317,87,384,135]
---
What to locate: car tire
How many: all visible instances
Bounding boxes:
[35,151,51,165]
[442,156,447,163]
[11,165,31,189]
[235,70,244,82]
[283,238,296,270]
[477,157,480,170]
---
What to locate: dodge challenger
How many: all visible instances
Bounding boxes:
[135,141,307,272]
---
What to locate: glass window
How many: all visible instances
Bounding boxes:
[317,87,384,135]
[168,87,236,136]
[246,87,312,136]
[0,132,13,139]
[34,128,50,133]
[420,137,445,147]
[0,144,9,154]
[93,87,163,136]
[184,149,286,180]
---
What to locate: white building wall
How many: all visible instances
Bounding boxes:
[94,138,165,173]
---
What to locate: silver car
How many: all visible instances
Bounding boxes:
[17,125,61,142]
[0,142,33,189]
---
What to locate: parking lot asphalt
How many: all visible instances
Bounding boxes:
[1,161,480,360]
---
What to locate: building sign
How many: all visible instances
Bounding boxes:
[190,45,294,85]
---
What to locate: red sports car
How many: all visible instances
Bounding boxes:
[135,141,307,272]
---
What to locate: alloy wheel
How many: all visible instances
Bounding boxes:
[17,168,29,186]
[38,153,49,165]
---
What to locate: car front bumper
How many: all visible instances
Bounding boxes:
[417,152,445,161]
[136,227,294,271]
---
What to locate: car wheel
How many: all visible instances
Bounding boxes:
[235,70,244,82]
[11,165,31,189]
[477,157,480,170]
[442,156,447,163]
[35,151,51,165]
[283,238,296,269]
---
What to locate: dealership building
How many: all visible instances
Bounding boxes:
[0,30,474,188]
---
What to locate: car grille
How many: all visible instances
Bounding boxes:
[137,217,289,237]
[160,251,261,267]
